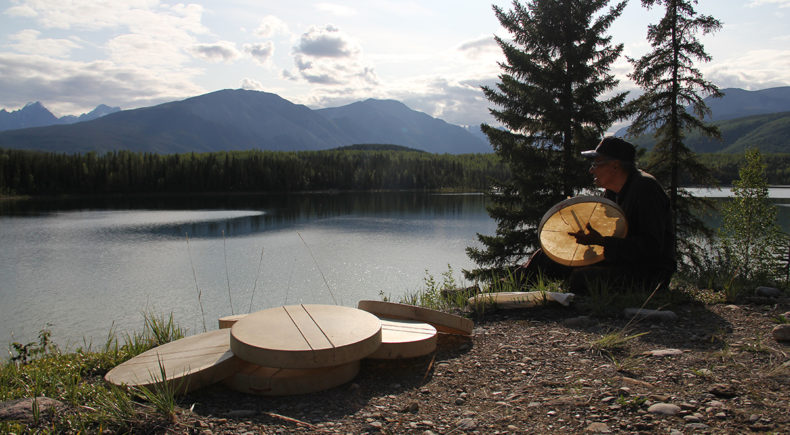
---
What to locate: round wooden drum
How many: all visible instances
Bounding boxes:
[538,196,627,267]
[223,360,360,396]
[104,328,241,394]
[218,313,247,329]
[367,317,437,359]
[230,304,382,369]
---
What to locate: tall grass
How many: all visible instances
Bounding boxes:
[1,311,187,432]
[249,246,265,312]
[185,232,207,332]
[223,229,234,314]
[133,357,182,421]
[399,265,473,310]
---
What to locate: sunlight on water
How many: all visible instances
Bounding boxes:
[2,189,787,353]
[0,193,494,351]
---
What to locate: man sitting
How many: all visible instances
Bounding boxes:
[518,137,676,293]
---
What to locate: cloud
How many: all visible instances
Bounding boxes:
[107,33,192,69]
[704,49,790,90]
[4,4,38,17]
[255,15,290,38]
[398,77,496,127]
[191,41,240,63]
[8,29,81,57]
[6,0,205,32]
[288,25,377,87]
[243,41,275,65]
[315,3,357,17]
[457,36,499,58]
[295,25,356,58]
[0,52,204,115]
[241,78,264,91]
[747,0,790,7]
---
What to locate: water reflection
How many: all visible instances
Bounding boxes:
[1,192,491,239]
[0,192,495,352]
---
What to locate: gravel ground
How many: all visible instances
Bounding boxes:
[5,296,788,434]
[170,297,790,434]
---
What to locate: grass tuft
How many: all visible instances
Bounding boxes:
[591,330,649,352]
[1,311,186,432]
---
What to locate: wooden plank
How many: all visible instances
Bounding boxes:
[357,300,473,336]
[468,291,574,309]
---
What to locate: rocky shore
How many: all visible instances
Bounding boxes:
[3,296,789,434]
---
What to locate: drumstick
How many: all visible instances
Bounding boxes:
[570,209,585,233]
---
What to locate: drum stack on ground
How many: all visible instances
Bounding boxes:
[105,301,473,396]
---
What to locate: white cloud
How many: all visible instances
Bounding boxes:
[107,33,191,69]
[241,78,264,90]
[9,0,164,31]
[315,3,357,17]
[288,25,377,87]
[243,42,275,65]
[0,52,204,115]
[747,0,790,7]
[191,41,240,63]
[295,25,356,58]
[9,29,81,57]
[255,15,289,38]
[4,4,38,17]
[397,77,495,126]
[704,49,790,90]
[457,36,499,59]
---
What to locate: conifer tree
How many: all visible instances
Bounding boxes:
[626,0,722,264]
[466,0,628,280]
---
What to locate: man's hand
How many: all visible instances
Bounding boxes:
[568,223,605,246]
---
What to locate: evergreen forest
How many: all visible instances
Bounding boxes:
[0,147,510,196]
[2,146,788,198]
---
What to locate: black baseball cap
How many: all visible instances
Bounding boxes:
[581,137,636,162]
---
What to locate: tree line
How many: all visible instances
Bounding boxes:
[698,153,790,186]
[0,148,510,195]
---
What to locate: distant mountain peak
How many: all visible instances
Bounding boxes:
[0,90,492,154]
[0,102,120,131]
[0,102,57,131]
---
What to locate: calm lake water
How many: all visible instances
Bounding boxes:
[2,188,788,354]
[0,192,495,352]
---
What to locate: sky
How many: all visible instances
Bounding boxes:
[1,0,789,129]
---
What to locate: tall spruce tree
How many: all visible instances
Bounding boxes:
[466,0,628,281]
[626,0,722,267]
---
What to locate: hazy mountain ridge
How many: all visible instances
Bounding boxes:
[628,110,790,154]
[0,102,120,131]
[317,99,485,154]
[2,86,789,155]
[0,90,490,154]
[615,86,790,154]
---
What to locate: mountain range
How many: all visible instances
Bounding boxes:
[0,90,490,155]
[0,102,120,131]
[1,86,789,155]
[615,86,790,153]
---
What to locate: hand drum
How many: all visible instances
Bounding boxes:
[538,196,628,267]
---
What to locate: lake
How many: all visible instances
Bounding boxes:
[2,188,788,354]
[0,192,495,352]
